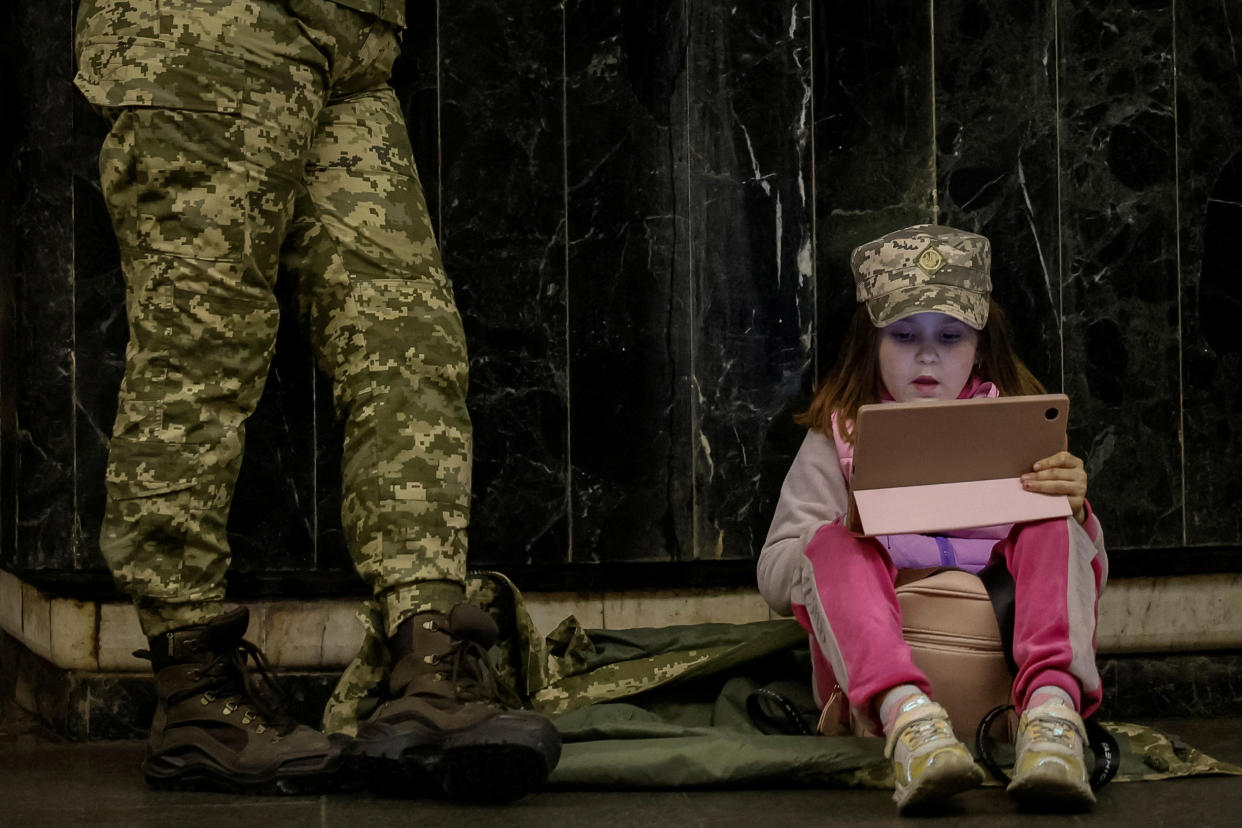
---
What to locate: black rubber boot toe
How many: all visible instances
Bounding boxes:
[346,604,562,802]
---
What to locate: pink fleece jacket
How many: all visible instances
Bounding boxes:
[757,378,1106,616]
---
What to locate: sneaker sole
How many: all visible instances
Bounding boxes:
[1007,769,1095,811]
[893,753,986,812]
[346,716,561,802]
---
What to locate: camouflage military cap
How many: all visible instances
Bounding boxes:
[850,224,991,329]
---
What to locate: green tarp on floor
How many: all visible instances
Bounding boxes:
[332,572,1242,790]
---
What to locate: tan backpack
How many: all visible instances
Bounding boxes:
[816,568,1017,743]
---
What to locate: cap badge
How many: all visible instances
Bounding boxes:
[916,245,946,274]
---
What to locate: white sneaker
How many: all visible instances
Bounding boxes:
[1007,699,1095,810]
[885,696,984,812]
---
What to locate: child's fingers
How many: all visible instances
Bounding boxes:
[1021,467,1086,485]
[1023,453,1090,525]
[1031,450,1084,472]
[1021,477,1085,496]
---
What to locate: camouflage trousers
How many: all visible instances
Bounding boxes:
[74,0,470,638]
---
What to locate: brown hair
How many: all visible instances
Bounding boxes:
[796,300,1047,442]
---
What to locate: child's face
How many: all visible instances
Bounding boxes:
[877,312,980,402]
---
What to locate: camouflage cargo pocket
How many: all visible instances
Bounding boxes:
[105,439,201,502]
[155,281,280,438]
[104,437,233,513]
[76,34,251,261]
[114,271,279,446]
[75,35,246,114]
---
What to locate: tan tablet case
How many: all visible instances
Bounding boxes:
[847,394,1074,535]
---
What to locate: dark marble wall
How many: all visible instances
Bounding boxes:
[1178,0,1242,544]
[2,1,1239,597]
[1058,1,1183,547]
[11,1,85,573]
[817,0,1242,556]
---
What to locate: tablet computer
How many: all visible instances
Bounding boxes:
[847,393,1073,535]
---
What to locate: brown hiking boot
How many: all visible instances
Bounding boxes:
[137,607,343,794]
[346,603,561,801]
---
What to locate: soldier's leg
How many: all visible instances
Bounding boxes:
[284,78,471,640]
[283,42,559,799]
[75,0,363,794]
[76,0,331,637]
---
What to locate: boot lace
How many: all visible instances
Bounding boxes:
[410,619,501,705]
[138,639,297,736]
[403,615,508,707]
[442,638,497,702]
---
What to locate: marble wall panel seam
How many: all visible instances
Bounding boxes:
[436,0,444,250]
[1055,0,1065,391]
[685,0,699,562]
[1171,4,1187,547]
[804,0,814,382]
[561,2,573,562]
[929,0,939,217]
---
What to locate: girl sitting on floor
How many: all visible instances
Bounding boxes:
[758,224,1107,814]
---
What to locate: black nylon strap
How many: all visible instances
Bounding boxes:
[1084,717,1121,789]
[975,703,1017,783]
[977,560,1019,676]
[975,703,1120,790]
[745,686,814,736]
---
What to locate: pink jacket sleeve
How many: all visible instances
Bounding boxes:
[757,431,850,616]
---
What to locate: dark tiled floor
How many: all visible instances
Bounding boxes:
[2,701,1240,827]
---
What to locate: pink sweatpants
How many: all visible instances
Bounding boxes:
[791,518,1106,721]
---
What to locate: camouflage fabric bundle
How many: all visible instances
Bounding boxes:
[324,573,1241,789]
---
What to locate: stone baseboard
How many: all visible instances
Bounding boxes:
[4,567,1242,739]
[0,569,781,674]
[4,626,1239,741]
[4,569,1240,675]
[0,627,338,740]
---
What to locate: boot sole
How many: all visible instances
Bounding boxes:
[346,715,561,802]
[348,741,549,802]
[143,752,343,796]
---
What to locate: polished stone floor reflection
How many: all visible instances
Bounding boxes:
[2,701,1238,827]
